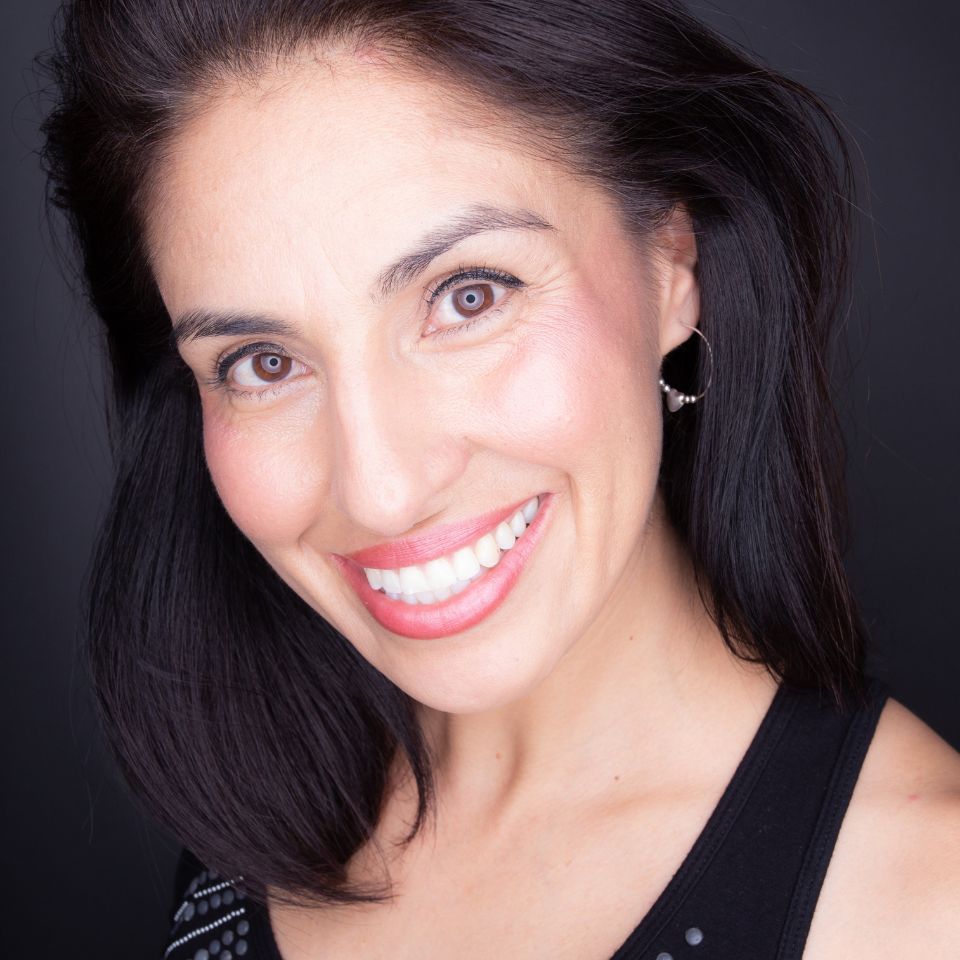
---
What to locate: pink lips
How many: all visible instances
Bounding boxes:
[341,494,537,569]
[330,492,556,640]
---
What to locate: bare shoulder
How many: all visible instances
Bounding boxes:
[804,695,960,958]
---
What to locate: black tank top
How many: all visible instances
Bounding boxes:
[161,676,889,960]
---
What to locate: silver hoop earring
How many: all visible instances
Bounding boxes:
[659,322,714,412]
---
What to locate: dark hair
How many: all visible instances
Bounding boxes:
[37,0,868,909]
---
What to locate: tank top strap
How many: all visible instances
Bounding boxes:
[774,676,890,959]
[612,675,889,960]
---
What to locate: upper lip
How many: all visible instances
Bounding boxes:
[340,494,542,570]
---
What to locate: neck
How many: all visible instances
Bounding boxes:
[414,489,778,826]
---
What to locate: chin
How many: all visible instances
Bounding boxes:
[380,630,567,716]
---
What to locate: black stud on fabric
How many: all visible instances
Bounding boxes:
[164,870,251,959]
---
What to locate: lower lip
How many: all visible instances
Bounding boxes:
[332,492,557,640]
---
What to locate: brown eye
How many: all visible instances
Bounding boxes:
[428,269,519,339]
[251,353,291,382]
[452,282,494,318]
[230,351,303,390]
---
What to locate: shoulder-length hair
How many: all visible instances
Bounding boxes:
[38,0,867,908]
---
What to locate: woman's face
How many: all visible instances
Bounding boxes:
[147,53,698,714]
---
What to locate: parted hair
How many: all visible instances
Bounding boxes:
[38,0,867,908]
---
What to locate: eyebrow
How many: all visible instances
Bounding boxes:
[171,202,555,344]
[372,202,555,302]
[171,311,297,346]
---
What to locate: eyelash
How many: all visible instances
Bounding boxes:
[424,264,524,340]
[206,341,293,399]
[210,264,524,397]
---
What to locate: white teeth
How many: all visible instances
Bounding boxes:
[424,557,457,592]
[381,569,402,594]
[452,546,481,580]
[361,494,543,605]
[474,532,501,568]
[399,565,430,595]
[494,520,516,550]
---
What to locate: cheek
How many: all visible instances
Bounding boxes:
[486,296,659,473]
[201,397,323,550]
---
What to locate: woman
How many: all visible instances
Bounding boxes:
[39,0,959,957]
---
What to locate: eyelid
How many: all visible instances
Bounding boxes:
[426,265,522,305]
[203,265,522,394]
[202,341,310,400]
[424,264,524,340]
[212,340,293,385]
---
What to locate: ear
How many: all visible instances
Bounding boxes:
[652,204,700,359]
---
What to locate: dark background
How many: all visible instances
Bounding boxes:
[2,1,957,957]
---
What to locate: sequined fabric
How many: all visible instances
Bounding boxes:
[164,867,253,959]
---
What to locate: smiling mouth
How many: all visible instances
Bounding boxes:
[360,495,542,605]
[331,492,555,640]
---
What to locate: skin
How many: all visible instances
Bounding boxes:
[146,49,960,960]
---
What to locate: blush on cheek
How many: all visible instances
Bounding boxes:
[489,301,641,465]
[201,405,323,550]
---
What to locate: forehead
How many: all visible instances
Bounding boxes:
[145,55,590,310]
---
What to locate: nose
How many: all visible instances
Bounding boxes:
[325,359,469,538]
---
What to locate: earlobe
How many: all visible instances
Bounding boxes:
[655,205,701,358]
